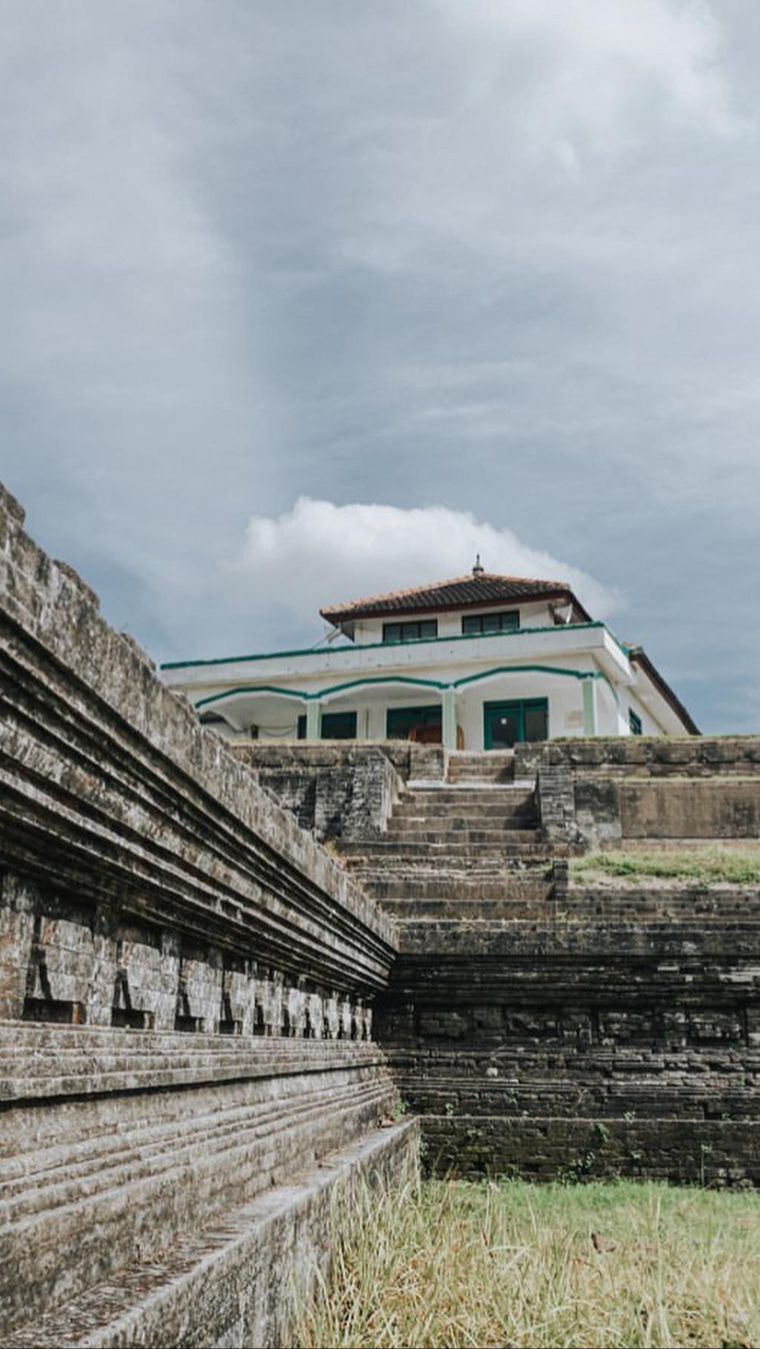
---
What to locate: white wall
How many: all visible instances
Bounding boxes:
[351,600,565,645]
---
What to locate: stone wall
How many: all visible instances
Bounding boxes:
[0,482,416,1348]
[377,884,760,1185]
[526,738,760,848]
[517,736,760,777]
[234,740,444,840]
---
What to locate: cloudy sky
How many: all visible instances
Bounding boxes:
[2,0,760,733]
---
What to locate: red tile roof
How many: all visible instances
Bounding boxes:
[320,572,591,624]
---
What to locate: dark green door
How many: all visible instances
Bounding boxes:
[484,698,548,749]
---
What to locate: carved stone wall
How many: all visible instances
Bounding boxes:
[0,482,416,1349]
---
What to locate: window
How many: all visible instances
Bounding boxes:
[386,705,442,740]
[629,709,643,736]
[462,610,520,636]
[297,710,357,740]
[484,698,548,749]
[382,619,438,643]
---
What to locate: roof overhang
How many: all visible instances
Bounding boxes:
[321,585,591,627]
[628,646,700,735]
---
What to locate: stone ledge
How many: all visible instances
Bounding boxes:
[422,1114,760,1185]
[5,1120,419,1349]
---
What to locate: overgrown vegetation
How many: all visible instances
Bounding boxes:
[296,1177,760,1348]
[572,846,760,886]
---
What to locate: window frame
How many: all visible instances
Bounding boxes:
[382,618,438,644]
[461,609,520,636]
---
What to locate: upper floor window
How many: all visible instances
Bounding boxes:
[462,610,520,636]
[382,619,438,644]
[629,709,643,736]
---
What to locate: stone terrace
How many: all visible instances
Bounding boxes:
[0,483,416,1349]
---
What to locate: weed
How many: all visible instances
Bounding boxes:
[572,846,760,887]
[295,1177,760,1348]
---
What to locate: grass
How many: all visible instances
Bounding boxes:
[572,846,760,887]
[295,1177,760,1348]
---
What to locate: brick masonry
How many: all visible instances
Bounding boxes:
[0,482,413,1348]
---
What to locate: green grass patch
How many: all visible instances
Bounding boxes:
[296,1177,760,1348]
[572,846,760,886]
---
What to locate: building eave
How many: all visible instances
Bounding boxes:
[320,587,591,626]
[628,646,700,735]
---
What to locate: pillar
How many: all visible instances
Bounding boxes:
[305,700,321,741]
[581,678,597,736]
[442,687,458,750]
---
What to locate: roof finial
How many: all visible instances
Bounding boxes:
[472,553,484,576]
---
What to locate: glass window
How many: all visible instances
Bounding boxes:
[484,698,548,748]
[297,711,357,740]
[629,709,643,736]
[382,619,438,643]
[321,711,357,739]
[387,705,442,740]
[462,610,520,635]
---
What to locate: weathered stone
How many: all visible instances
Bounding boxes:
[0,484,406,1348]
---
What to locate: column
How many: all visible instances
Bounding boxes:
[442,687,458,750]
[581,678,597,736]
[305,700,321,741]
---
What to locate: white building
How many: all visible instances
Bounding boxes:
[161,565,698,748]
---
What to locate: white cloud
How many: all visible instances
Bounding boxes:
[434,0,736,148]
[233,498,620,639]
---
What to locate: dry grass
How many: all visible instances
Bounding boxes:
[572,846,760,886]
[295,1177,760,1348]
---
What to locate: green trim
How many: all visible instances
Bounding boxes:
[161,620,616,670]
[197,684,308,707]
[196,674,445,709]
[195,665,611,711]
[452,663,602,690]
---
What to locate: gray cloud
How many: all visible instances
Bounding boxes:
[1,0,759,733]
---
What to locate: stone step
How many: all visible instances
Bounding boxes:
[341,839,552,861]
[446,765,515,784]
[379,894,554,918]
[346,855,557,875]
[0,1025,382,1106]
[390,803,537,824]
[0,1039,396,1334]
[404,782,534,798]
[383,826,540,846]
[558,894,760,922]
[447,750,513,767]
[3,1122,416,1349]
[357,875,553,901]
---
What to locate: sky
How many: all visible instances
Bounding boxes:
[2,0,760,734]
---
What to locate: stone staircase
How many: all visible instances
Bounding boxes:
[0,1025,405,1347]
[341,752,560,921]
